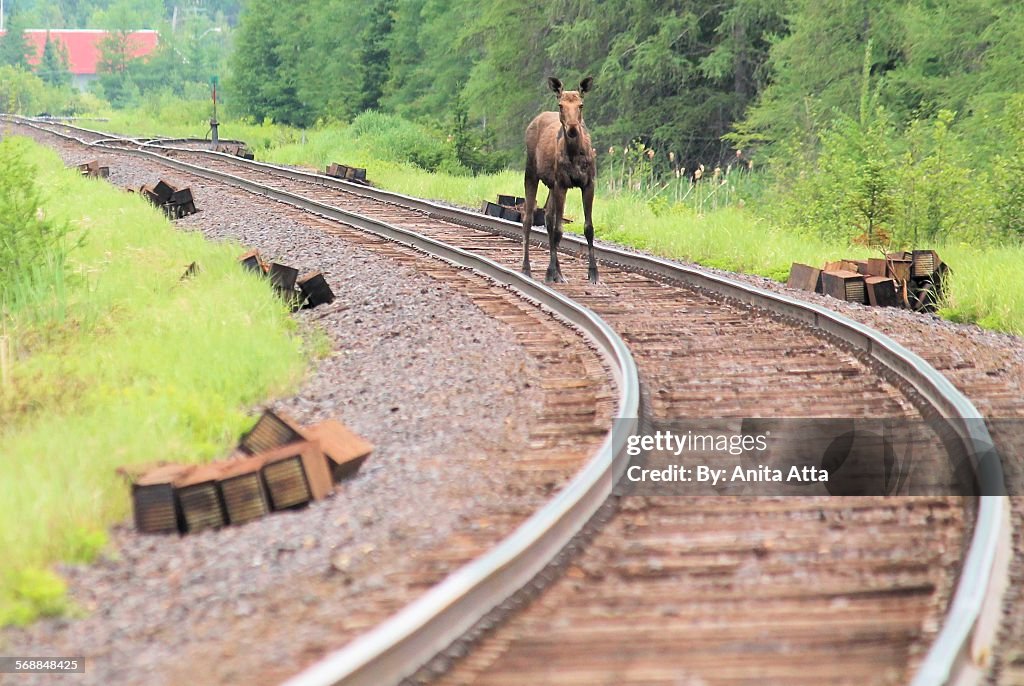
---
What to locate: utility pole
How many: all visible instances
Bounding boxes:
[210,74,219,149]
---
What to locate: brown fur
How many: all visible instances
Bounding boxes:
[522,76,598,283]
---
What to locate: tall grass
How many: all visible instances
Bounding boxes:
[0,139,307,626]
[937,244,1024,334]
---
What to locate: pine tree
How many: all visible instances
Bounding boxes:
[0,13,34,69]
[38,32,72,88]
[357,0,396,112]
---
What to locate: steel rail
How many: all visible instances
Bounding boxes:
[10,117,1010,686]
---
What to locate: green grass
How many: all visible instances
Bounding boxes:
[0,138,308,626]
[937,244,1024,333]
[83,104,1024,336]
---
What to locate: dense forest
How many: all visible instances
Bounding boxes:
[1,0,1023,245]
[223,0,1024,245]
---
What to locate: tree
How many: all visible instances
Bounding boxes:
[87,0,164,30]
[38,32,72,88]
[357,0,396,112]
[0,13,34,69]
[228,0,313,125]
[381,0,481,121]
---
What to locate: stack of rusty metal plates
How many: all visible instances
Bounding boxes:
[236,250,336,309]
[481,195,547,226]
[787,250,947,313]
[122,409,373,534]
[76,159,110,178]
[325,162,369,184]
[138,178,197,219]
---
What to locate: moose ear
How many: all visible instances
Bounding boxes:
[579,76,594,94]
[548,77,563,96]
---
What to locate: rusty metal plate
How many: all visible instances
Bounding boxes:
[263,457,311,510]
[133,483,181,534]
[219,459,269,525]
[169,187,193,205]
[865,276,899,307]
[913,250,941,278]
[787,263,822,293]
[132,463,195,534]
[305,419,373,482]
[239,409,304,455]
[238,250,263,273]
[152,179,175,205]
[821,270,865,303]
[260,440,333,509]
[326,163,349,179]
[888,258,913,282]
[176,466,226,533]
[268,263,299,293]
[297,271,335,308]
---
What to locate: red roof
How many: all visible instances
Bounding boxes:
[0,30,159,75]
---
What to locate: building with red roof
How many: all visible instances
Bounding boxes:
[0,29,159,90]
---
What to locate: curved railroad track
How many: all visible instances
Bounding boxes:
[5,117,1010,686]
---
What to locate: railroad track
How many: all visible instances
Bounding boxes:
[6,117,1010,686]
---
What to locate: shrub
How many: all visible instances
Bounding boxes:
[350,110,448,171]
[991,96,1024,240]
[0,137,76,312]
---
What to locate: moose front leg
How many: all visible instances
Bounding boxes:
[545,187,567,283]
[582,182,598,283]
[522,174,539,276]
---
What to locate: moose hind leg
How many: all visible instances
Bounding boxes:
[545,188,567,283]
[583,183,598,283]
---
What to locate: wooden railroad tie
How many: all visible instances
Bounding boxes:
[122,409,374,534]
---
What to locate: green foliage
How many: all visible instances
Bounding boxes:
[991,95,1024,239]
[225,0,784,162]
[448,91,511,174]
[1,568,67,627]
[358,0,396,112]
[0,137,76,313]
[37,32,72,87]
[227,0,314,126]
[0,65,81,115]
[86,0,164,29]
[350,110,448,171]
[382,0,481,121]
[775,104,997,249]
[895,110,985,245]
[0,138,307,626]
[0,14,34,68]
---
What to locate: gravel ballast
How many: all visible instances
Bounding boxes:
[0,131,614,685]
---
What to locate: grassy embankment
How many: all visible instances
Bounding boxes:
[0,137,307,626]
[91,106,1024,335]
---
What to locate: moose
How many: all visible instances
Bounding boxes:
[522,76,598,283]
